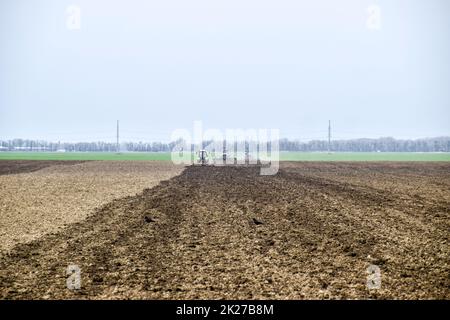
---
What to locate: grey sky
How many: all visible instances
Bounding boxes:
[1,0,449,142]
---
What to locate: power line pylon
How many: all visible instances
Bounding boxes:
[116,120,120,153]
[328,120,331,153]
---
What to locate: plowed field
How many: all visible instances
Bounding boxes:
[0,162,449,299]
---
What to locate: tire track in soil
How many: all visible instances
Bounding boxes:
[0,164,448,299]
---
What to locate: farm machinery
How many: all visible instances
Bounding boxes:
[196,149,225,166]
[195,149,259,166]
[197,149,210,165]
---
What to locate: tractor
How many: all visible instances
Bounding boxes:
[197,149,209,165]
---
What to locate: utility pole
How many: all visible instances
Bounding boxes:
[116,120,120,153]
[328,120,331,153]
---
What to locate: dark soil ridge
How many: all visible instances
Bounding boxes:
[0,160,88,175]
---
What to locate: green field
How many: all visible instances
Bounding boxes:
[0,152,449,161]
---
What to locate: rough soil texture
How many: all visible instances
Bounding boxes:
[0,161,183,251]
[0,162,449,299]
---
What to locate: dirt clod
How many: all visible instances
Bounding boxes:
[252,218,264,225]
[144,216,155,223]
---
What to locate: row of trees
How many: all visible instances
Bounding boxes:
[0,140,179,152]
[279,137,450,152]
[1,137,449,152]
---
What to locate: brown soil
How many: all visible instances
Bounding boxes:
[0,160,86,175]
[0,162,449,299]
[0,161,183,252]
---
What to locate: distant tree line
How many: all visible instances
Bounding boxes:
[279,136,450,152]
[1,137,449,152]
[0,139,178,152]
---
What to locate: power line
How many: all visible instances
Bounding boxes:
[116,120,120,153]
[328,120,331,153]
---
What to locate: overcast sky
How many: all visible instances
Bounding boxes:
[0,0,449,142]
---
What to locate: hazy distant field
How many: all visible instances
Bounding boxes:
[0,152,449,162]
